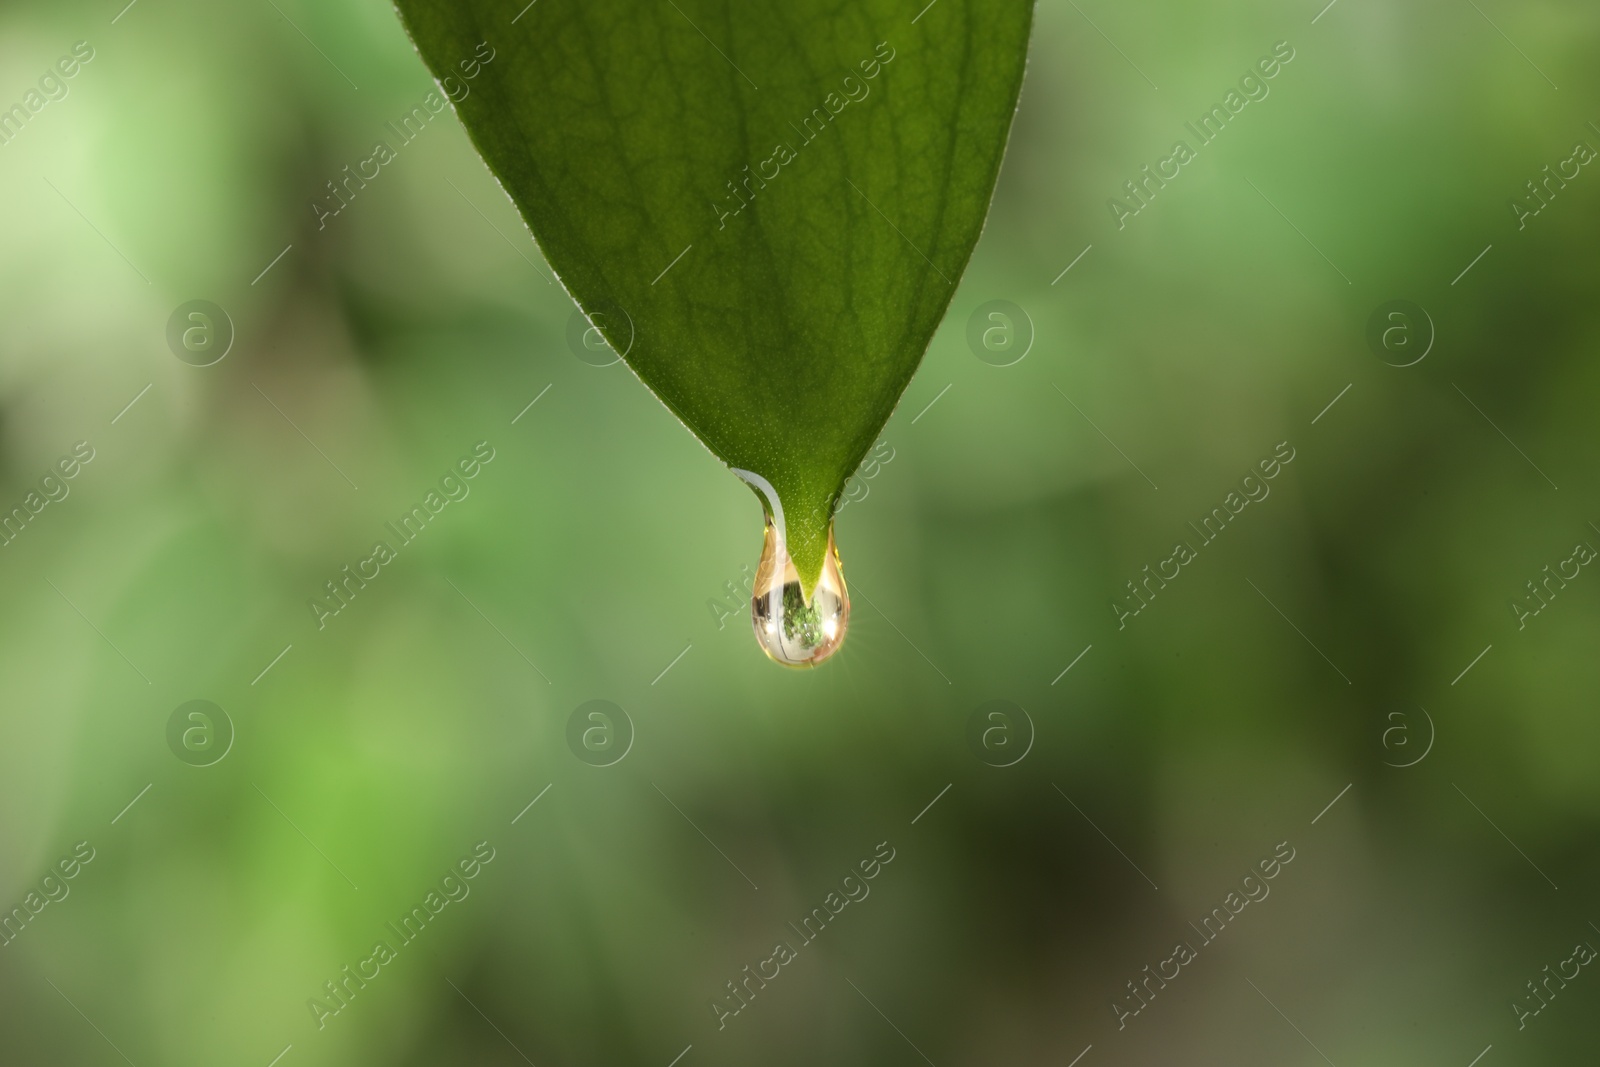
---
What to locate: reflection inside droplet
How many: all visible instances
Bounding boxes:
[750,518,849,667]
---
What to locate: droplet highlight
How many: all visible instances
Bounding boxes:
[750,518,849,667]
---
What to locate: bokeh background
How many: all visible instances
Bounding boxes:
[2,0,1598,1064]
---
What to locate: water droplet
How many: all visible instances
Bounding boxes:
[750,518,849,667]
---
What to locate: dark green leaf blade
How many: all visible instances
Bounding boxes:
[395,0,1033,590]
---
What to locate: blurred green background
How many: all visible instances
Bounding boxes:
[1,0,1598,1064]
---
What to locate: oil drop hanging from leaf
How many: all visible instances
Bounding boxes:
[736,469,849,666]
[394,0,1033,665]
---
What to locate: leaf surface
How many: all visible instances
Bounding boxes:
[396,0,1033,589]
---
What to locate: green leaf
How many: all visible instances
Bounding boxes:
[395,0,1033,592]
